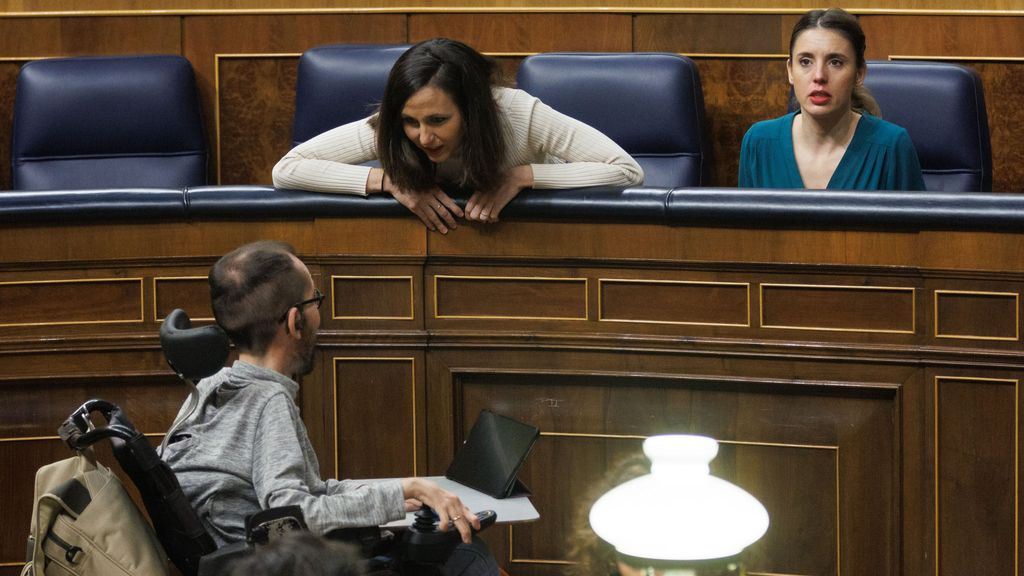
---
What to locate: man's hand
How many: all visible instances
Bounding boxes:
[402,477,480,544]
[378,171,463,233]
[465,165,534,223]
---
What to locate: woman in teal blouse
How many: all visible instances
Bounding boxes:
[739,8,926,191]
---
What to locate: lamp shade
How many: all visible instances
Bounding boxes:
[589,434,769,561]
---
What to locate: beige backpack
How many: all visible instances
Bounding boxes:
[22,447,168,576]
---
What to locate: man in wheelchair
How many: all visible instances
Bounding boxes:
[161,240,498,575]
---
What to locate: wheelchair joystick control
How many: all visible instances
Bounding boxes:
[400,505,497,568]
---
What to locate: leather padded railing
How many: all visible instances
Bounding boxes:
[3,185,1024,231]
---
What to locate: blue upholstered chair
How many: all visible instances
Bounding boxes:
[11,55,207,190]
[863,61,992,192]
[517,52,709,188]
[291,44,410,147]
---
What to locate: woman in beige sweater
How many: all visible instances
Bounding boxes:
[273,38,643,234]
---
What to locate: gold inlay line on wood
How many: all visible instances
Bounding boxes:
[597,278,751,327]
[332,357,417,478]
[0,277,144,328]
[759,282,916,334]
[153,276,213,322]
[0,435,59,442]
[2,7,1024,17]
[685,53,789,59]
[890,55,1024,63]
[933,376,1019,576]
[214,53,301,185]
[933,289,1019,341]
[331,275,415,320]
[433,274,588,321]
[1,431,165,442]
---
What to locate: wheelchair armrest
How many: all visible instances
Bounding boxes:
[197,541,249,576]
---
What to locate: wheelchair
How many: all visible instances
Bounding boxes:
[53,309,493,576]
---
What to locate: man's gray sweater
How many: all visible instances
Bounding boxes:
[161,360,405,545]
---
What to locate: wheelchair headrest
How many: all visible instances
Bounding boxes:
[160,309,230,382]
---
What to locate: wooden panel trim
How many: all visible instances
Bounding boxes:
[331,275,415,320]
[933,289,1020,342]
[332,356,417,477]
[153,276,212,322]
[597,278,751,327]
[214,52,301,186]
[433,275,589,321]
[0,278,144,328]
[3,8,1024,17]
[0,435,57,442]
[890,55,1024,62]
[759,283,917,335]
[933,375,1019,576]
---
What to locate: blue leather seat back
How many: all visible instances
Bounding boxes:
[11,55,207,191]
[863,61,992,192]
[517,53,709,188]
[292,44,410,147]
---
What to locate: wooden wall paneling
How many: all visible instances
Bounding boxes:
[432,223,1024,275]
[692,57,790,186]
[634,13,788,55]
[860,15,1024,59]
[967,61,1024,192]
[5,1,1024,12]
[326,264,422,326]
[428,222,919,268]
[314,218,426,257]
[434,274,588,321]
[598,278,750,327]
[0,438,80,568]
[0,344,172,380]
[448,367,899,576]
[634,14,791,187]
[933,375,1018,576]
[0,277,143,327]
[933,289,1020,341]
[919,230,1024,273]
[153,275,215,321]
[0,372,185,567]
[331,274,415,319]
[409,13,632,52]
[0,16,180,56]
[331,352,423,479]
[0,374,183,438]
[181,14,407,184]
[217,55,299,185]
[759,283,916,334]
[0,220,317,263]
[0,61,21,191]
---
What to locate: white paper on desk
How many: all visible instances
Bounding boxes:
[381,476,539,528]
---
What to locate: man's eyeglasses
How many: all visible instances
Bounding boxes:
[279,288,325,323]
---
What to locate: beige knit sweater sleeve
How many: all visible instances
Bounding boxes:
[496,87,644,189]
[272,117,378,195]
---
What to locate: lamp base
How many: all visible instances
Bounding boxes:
[617,553,745,576]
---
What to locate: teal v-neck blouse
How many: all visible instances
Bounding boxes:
[738,111,926,191]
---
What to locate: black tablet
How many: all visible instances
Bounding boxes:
[445,410,540,499]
